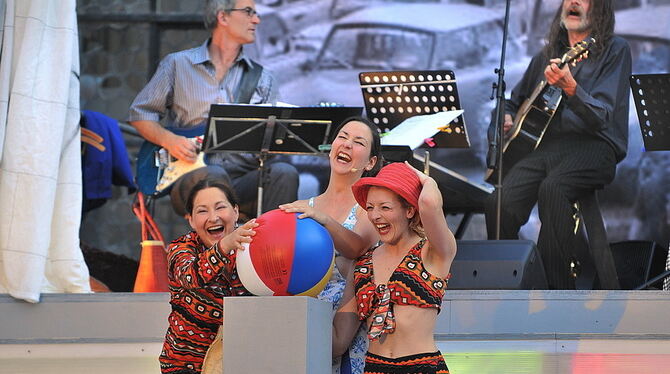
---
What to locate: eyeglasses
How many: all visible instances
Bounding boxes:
[226,7,260,18]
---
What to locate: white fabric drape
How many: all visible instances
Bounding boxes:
[0,0,90,303]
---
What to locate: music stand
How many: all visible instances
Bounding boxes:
[203,104,363,217]
[630,74,670,151]
[380,145,413,163]
[359,70,469,148]
[629,73,670,289]
[359,70,488,238]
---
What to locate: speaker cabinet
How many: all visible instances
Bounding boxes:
[449,240,547,290]
[609,240,669,289]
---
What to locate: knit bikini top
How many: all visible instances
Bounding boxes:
[353,238,449,341]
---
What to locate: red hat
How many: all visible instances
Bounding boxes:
[352,162,421,211]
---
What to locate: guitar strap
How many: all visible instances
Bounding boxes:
[136,60,264,196]
[235,59,264,104]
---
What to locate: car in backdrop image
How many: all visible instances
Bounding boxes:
[253,0,337,59]
[329,0,443,19]
[277,3,529,175]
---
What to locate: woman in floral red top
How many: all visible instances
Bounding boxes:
[160,178,258,373]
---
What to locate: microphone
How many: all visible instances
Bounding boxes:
[350,162,368,173]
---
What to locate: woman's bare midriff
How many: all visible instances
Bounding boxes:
[365,304,440,358]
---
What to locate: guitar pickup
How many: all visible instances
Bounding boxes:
[155,148,170,169]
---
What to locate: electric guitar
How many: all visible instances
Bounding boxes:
[136,125,207,196]
[155,137,206,193]
[486,38,594,183]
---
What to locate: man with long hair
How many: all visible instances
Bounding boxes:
[485,0,631,289]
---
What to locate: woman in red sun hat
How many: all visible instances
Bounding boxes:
[333,162,457,374]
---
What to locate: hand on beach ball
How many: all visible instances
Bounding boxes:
[236,209,334,296]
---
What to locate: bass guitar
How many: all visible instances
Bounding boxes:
[486,38,594,183]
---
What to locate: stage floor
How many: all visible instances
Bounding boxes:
[2,340,669,374]
[1,291,669,373]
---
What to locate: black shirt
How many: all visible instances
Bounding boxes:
[503,36,632,162]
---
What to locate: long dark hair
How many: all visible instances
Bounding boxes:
[186,178,239,215]
[544,0,614,60]
[330,116,383,177]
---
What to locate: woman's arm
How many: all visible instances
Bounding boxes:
[332,267,362,357]
[279,201,376,259]
[168,238,234,290]
[168,220,258,289]
[323,206,378,259]
[406,162,457,278]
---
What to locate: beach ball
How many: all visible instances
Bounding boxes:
[236,209,334,296]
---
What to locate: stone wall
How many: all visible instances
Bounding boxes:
[78,0,209,263]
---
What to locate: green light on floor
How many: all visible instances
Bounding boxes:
[444,351,543,374]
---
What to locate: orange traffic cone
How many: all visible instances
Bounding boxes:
[134,239,169,292]
[132,192,169,292]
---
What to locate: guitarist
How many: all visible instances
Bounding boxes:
[127,0,298,217]
[485,0,631,289]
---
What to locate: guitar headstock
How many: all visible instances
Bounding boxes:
[560,37,595,67]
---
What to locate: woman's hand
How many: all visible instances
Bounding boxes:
[219,219,258,251]
[404,161,431,185]
[282,199,373,259]
[404,161,442,211]
[279,200,330,225]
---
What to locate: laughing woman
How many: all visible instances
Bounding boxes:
[333,162,457,374]
[279,116,382,373]
[160,178,258,373]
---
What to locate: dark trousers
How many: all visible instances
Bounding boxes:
[485,134,616,289]
[229,161,299,215]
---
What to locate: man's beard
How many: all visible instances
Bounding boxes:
[560,6,591,34]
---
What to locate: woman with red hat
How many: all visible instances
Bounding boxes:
[333,162,457,374]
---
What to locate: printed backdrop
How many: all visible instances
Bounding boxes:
[77,0,670,262]
[252,0,670,247]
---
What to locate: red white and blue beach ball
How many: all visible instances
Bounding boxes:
[236,209,334,296]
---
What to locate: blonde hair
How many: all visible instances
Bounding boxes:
[400,196,425,238]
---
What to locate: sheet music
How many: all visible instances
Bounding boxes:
[380,110,464,150]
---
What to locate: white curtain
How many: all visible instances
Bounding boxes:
[0,0,90,303]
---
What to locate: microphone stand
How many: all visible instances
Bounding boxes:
[486,0,513,240]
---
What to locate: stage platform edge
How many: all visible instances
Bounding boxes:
[1,290,669,373]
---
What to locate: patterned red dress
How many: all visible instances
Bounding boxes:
[159,231,250,374]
